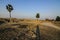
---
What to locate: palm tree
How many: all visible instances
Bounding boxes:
[36,13,40,21]
[6,4,13,23]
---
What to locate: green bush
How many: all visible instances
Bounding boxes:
[56,16,60,21]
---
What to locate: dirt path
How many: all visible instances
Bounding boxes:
[40,22,60,30]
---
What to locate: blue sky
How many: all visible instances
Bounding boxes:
[0,0,60,20]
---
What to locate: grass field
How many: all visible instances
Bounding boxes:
[0,20,60,40]
[53,21,60,27]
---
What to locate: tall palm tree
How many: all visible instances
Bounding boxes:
[6,4,13,23]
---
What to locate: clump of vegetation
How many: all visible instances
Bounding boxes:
[36,13,40,21]
[56,16,60,21]
[0,21,5,25]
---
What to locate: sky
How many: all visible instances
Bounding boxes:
[0,0,60,20]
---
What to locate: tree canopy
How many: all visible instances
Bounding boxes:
[36,13,40,18]
[6,4,13,12]
[56,16,60,21]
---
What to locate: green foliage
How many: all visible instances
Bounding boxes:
[36,13,40,18]
[56,16,60,21]
[6,4,13,12]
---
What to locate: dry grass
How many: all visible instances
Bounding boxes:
[53,21,60,27]
[0,21,60,40]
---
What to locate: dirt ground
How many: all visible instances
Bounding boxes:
[0,21,60,40]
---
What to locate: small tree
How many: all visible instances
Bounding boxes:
[35,13,40,40]
[36,13,40,21]
[6,4,13,22]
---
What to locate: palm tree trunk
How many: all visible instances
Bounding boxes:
[37,18,38,22]
[37,18,38,25]
[9,12,11,23]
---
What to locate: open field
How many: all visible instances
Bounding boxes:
[0,20,60,40]
[53,21,60,27]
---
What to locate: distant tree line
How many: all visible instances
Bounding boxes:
[45,16,60,21]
